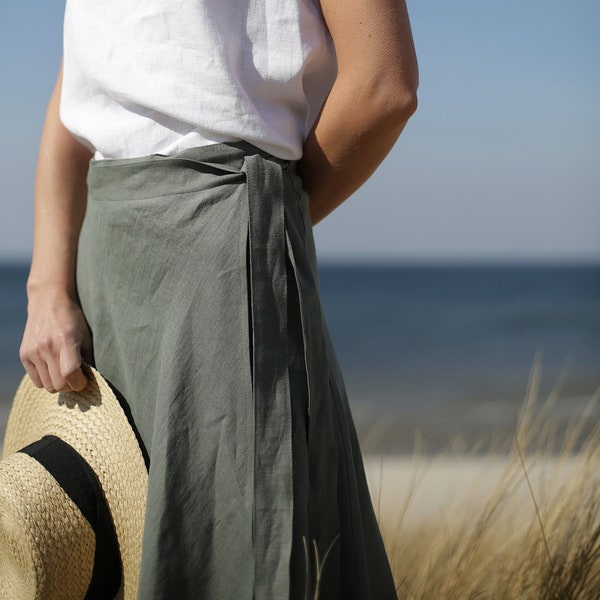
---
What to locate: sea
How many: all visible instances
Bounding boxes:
[1,262,599,453]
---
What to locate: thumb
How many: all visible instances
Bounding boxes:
[59,343,88,391]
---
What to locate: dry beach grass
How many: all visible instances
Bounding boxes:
[365,361,600,599]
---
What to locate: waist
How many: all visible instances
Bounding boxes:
[85,141,303,207]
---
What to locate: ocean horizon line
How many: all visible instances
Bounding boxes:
[2,257,600,269]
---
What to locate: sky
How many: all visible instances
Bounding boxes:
[1,0,599,263]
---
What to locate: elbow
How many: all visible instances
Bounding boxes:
[352,73,418,132]
[373,55,419,128]
[380,66,419,125]
[388,87,418,126]
[368,82,418,135]
[333,67,418,135]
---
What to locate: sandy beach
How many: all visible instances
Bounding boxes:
[359,379,600,599]
[363,440,600,597]
[363,453,583,524]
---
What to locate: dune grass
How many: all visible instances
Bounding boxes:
[372,361,600,599]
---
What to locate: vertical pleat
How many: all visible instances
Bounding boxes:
[243,153,294,598]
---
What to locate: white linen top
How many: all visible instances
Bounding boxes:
[60,0,337,160]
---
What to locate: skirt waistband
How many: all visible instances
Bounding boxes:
[87,141,292,203]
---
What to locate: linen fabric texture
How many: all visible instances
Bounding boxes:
[76,142,397,599]
[60,0,337,161]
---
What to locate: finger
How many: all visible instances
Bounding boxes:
[46,353,69,393]
[35,358,57,394]
[21,358,44,389]
[60,343,88,391]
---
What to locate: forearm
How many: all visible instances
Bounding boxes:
[27,63,93,300]
[299,74,416,224]
[21,63,94,391]
[298,0,418,224]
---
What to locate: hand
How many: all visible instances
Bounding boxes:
[20,285,93,393]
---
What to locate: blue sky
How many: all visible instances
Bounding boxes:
[1,0,599,262]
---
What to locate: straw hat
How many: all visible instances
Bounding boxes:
[0,365,148,600]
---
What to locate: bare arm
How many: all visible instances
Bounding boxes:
[20,61,94,392]
[298,0,418,224]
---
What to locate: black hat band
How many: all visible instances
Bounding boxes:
[20,435,122,600]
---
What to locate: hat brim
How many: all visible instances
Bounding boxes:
[2,366,148,600]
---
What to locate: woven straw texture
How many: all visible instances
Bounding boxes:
[2,367,147,600]
[0,453,94,600]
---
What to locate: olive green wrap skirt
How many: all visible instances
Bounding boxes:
[76,142,397,599]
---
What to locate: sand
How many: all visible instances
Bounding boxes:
[363,453,582,525]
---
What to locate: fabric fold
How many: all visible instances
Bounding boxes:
[243,152,293,597]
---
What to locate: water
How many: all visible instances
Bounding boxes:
[0,264,27,400]
[317,264,600,451]
[319,264,599,392]
[1,262,599,451]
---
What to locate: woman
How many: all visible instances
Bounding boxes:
[20,0,418,597]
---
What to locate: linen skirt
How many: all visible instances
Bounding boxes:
[76,141,397,599]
